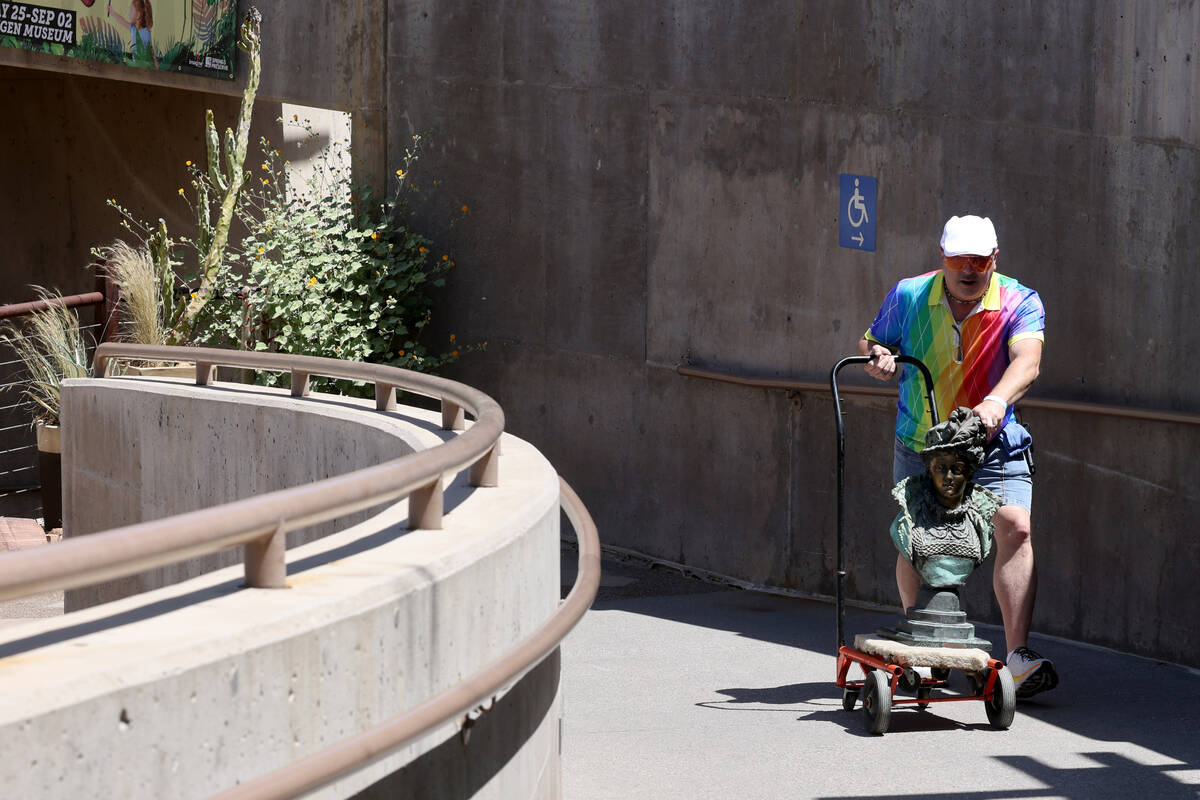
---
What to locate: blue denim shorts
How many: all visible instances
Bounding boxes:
[892,423,1033,512]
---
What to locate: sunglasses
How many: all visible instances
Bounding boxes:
[943,253,994,272]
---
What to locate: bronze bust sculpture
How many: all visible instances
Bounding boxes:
[889,407,1001,589]
[877,407,999,650]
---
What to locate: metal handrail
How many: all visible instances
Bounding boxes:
[677,363,1200,427]
[0,343,505,602]
[0,291,106,320]
[210,477,601,800]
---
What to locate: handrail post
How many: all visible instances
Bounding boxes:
[468,445,499,487]
[442,400,465,431]
[196,362,215,385]
[244,524,287,588]
[375,383,397,412]
[408,479,443,529]
[291,370,311,397]
[95,261,120,344]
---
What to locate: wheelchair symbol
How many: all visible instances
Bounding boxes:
[846,178,869,228]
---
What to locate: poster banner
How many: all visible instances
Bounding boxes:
[0,0,238,80]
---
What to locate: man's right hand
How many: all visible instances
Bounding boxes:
[864,344,897,381]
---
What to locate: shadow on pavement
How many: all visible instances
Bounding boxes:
[562,542,1200,788]
[815,751,1199,800]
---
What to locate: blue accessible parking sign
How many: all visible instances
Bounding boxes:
[839,174,876,251]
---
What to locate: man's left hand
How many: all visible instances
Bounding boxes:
[972,398,1006,435]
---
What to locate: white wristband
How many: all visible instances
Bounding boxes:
[983,394,1007,409]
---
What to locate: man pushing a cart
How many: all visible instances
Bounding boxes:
[856,214,1059,699]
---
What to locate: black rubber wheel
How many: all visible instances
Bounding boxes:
[916,686,931,711]
[861,670,892,735]
[985,666,1016,729]
[841,687,859,711]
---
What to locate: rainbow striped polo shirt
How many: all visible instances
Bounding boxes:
[864,270,1045,452]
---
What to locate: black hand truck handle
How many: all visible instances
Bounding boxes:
[829,353,938,650]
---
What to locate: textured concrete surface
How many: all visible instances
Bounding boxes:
[61,378,435,608]
[0,590,62,630]
[0,396,562,799]
[561,547,1200,800]
[391,2,1200,666]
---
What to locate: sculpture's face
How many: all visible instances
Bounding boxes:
[927,452,970,508]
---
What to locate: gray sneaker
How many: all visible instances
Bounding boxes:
[1006,646,1059,698]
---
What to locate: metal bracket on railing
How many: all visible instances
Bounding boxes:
[291,370,311,397]
[469,445,499,487]
[195,362,216,386]
[244,522,287,589]
[458,697,497,747]
[442,400,465,431]
[375,383,397,412]
[408,479,443,530]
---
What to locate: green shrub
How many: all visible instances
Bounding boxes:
[195,124,481,394]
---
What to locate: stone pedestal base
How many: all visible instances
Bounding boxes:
[876,587,992,652]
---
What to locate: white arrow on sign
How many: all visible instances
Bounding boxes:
[851,232,864,246]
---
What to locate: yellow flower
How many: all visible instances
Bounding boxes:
[442,254,449,261]
[185,160,192,167]
[177,188,185,195]
[190,292,197,299]
[371,232,378,240]
[308,277,317,287]
[452,349,459,357]
[257,247,265,254]
[261,163,268,170]
[292,114,298,121]
[450,260,456,267]
[396,169,405,177]
[398,350,405,357]
[418,246,427,254]
[449,334,456,342]
[461,205,469,213]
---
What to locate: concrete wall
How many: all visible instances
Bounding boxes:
[61,378,436,608]
[0,65,281,305]
[388,2,1200,666]
[0,377,563,799]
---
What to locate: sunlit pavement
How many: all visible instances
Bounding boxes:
[560,547,1200,800]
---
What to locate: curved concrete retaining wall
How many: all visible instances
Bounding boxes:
[62,378,434,609]
[0,377,562,799]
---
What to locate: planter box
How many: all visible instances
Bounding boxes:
[35,422,61,530]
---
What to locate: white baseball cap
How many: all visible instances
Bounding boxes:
[940,215,998,256]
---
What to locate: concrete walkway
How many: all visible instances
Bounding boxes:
[560,547,1200,800]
